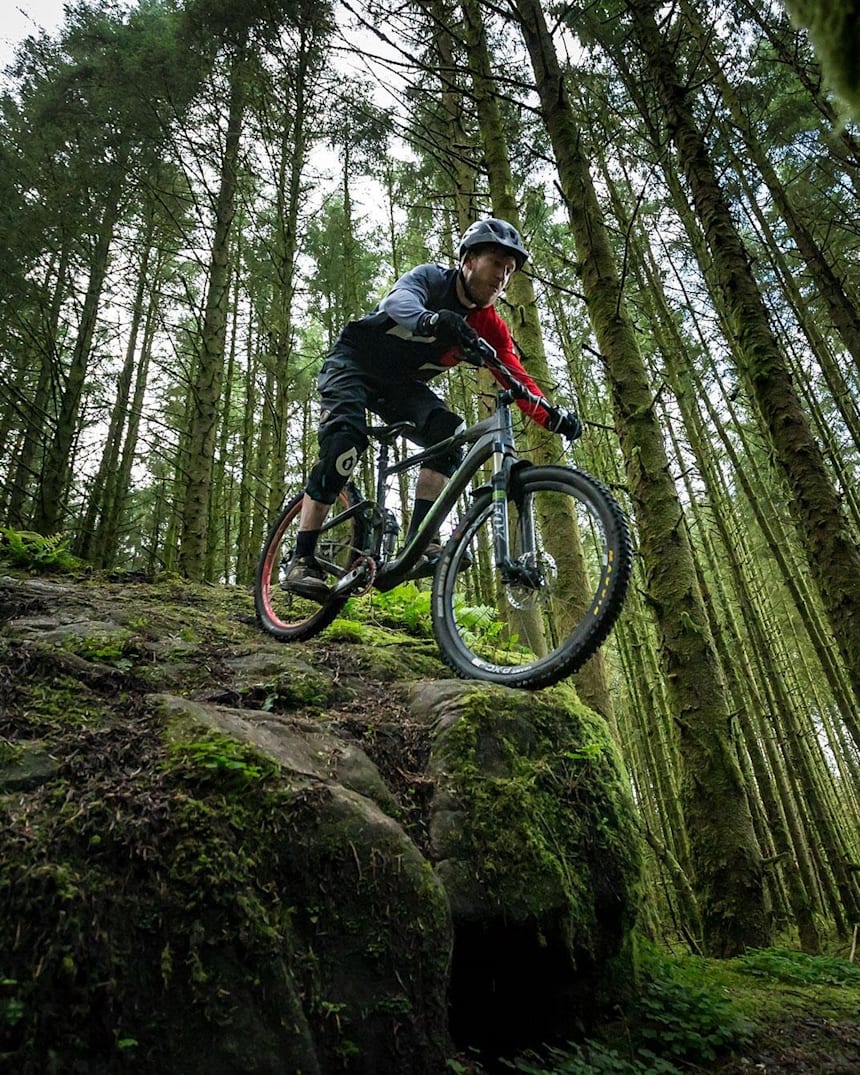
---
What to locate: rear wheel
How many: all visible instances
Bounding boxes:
[254,485,367,642]
[432,465,631,689]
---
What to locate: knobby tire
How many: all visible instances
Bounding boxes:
[254,485,366,642]
[431,465,631,689]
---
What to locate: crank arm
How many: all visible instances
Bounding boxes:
[331,559,375,596]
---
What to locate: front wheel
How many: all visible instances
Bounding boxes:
[432,465,632,689]
[254,485,367,642]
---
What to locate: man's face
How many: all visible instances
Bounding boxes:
[462,246,517,307]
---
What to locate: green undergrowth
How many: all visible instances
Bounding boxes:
[0,528,83,573]
[500,941,860,1074]
[335,581,510,646]
[336,581,540,665]
[339,582,435,637]
[736,946,860,988]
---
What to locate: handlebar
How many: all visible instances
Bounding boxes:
[458,336,496,367]
[459,336,559,425]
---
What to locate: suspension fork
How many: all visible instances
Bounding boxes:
[490,453,514,570]
[484,388,543,578]
[488,403,529,572]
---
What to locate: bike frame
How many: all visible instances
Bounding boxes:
[312,338,560,598]
[327,386,535,596]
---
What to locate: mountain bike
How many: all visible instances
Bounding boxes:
[254,338,632,689]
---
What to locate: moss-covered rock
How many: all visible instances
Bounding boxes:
[0,739,59,790]
[0,573,643,1072]
[324,618,447,681]
[156,692,399,813]
[412,679,642,1057]
[221,649,351,709]
[0,709,452,1074]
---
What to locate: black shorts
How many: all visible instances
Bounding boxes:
[317,348,459,452]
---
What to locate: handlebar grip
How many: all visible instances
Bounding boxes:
[460,338,497,367]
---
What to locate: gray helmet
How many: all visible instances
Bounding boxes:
[458,217,529,269]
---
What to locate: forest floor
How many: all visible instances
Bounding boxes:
[709,979,860,1074]
[479,949,860,1074]
[719,1013,860,1073]
[555,944,860,1075]
[2,565,858,1075]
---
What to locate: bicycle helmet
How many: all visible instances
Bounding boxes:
[458,217,529,270]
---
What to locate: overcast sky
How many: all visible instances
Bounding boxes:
[2,1,68,68]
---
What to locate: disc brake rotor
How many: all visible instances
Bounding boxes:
[505,551,557,609]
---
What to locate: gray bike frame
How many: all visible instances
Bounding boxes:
[330,394,527,596]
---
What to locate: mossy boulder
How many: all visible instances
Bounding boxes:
[0,709,452,1074]
[0,739,59,790]
[412,679,642,1057]
[156,692,400,813]
[0,573,643,1072]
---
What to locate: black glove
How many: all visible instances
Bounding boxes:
[547,407,583,440]
[418,309,479,347]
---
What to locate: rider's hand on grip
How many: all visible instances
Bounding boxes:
[546,407,583,440]
[420,309,479,347]
[458,339,486,367]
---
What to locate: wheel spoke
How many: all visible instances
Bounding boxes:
[432,467,631,689]
[254,487,365,641]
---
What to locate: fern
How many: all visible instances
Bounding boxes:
[0,528,82,572]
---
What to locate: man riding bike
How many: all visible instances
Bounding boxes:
[285,217,582,600]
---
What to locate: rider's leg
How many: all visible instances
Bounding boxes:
[296,494,332,543]
[399,406,466,576]
[303,355,372,544]
[286,356,370,598]
[293,494,332,561]
[370,387,465,545]
[405,408,464,546]
[407,467,447,543]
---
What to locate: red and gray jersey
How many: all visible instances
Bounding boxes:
[336,264,551,427]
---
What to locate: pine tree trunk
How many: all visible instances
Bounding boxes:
[460,0,616,719]
[634,168,860,748]
[98,298,157,569]
[512,0,771,955]
[616,196,822,946]
[77,236,153,563]
[178,53,245,580]
[626,0,860,745]
[235,322,259,585]
[33,183,122,534]
[206,269,240,581]
[4,243,71,526]
[267,27,316,517]
[682,0,860,372]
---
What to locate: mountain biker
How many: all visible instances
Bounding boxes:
[285,217,582,599]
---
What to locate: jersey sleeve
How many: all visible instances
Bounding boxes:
[466,307,553,427]
[378,265,444,333]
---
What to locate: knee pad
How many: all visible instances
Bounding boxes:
[307,423,368,504]
[422,409,464,477]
